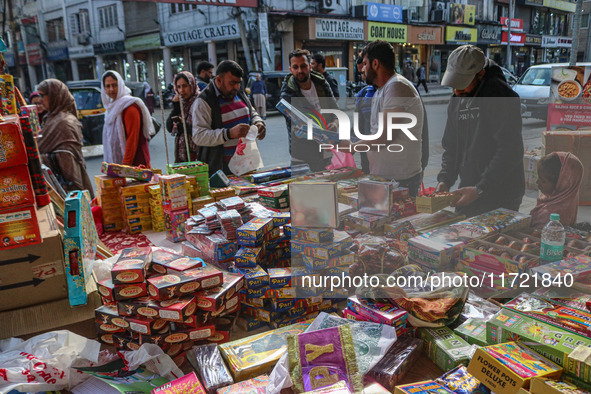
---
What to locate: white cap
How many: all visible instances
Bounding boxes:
[441,45,486,90]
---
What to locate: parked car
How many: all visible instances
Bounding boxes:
[244,71,289,112]
[500,67,518,86]
[513,63,591,120]
[66,80,149,146]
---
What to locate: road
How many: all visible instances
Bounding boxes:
[86,105,548,189]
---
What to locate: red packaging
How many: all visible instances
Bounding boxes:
[117,297,160,318]
[0,118,27,169]
[99,279,148,301]
[97,279,116,302]
[111,247,153,284]
[124,316,169,335]
[0,204,41,250]
[95,304,129,329]
[141,324,215,345]
[147,266,223,301]
[95,321,127,335]
[0,165,35,210]
[151,249,205,274]
[157,297,198,322]
[195,272,245,312]
[152,371,206,394]
[113,333,142,351]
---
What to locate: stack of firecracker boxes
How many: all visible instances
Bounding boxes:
[95,246,245,367]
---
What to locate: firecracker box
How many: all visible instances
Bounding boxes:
[394,380,454,394]
[151,249,204,274]
[111,247,152,284]
[195,272,244,312]
[120,182,152,196]
[236,315,266,332]
[290,239,343,261]
[530,377,589,394]
[235,265,269,290]
[415,192,460,214]
[117,296,198,322]
[104,221,124,232]
[468,342,562,394]
[95,321,126,336]
[453,318,488,347]
[124,316,169,335]
[0,165,35,210]
[164,208,190,243]
[152,371,206,394]
[63,190,98,306]
[98,278,148,301]
[125,215,152,228]
[290,227,334,243]
[0,117,27,169]
[417,327,472,372]
[268,267,306,289]
[95,174,127,190]
[237,218,274,247]
[234,246,265,268]
[486,308,591,368]
[566,345,591,382]
[347,295,407,327]
[269,212,290,227]
[185,233,238,263]
[301,253,356,272]
[147,266,223,301]
[20,105,41,136]
[530,255,591,282]
[503,293,591,339]
[0,75,17,115]
[95,304,129,330]
[0,204,41,250]
[101,162,154,181]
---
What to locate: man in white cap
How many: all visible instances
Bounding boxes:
[435,45,525,217]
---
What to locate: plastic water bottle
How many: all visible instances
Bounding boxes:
[540,213,565,263]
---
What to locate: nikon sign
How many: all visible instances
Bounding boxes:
[163,22,239,46]
[445,26,477,44]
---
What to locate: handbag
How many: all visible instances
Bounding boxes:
[150,116,161,139]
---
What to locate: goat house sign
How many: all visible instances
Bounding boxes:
[127,0,257,7]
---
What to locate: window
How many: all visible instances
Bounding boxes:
[70,9,90,36]
[582,13,590,29]
[98,4,118,29]
[46,18,65,42]
[518,68,551,86]
[170,3,197,14]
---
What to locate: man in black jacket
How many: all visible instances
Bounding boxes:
[436,45,525,217]
[311,53,340,98]
[280,49,339,171]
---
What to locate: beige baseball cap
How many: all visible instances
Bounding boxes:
[441,45,486,90]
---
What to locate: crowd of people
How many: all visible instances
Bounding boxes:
[30,44,584,224]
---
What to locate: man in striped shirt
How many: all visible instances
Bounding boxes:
[193,60,266,175]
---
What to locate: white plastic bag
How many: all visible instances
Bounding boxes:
[119,344,183,381]
[0,330,100,394]
[229,131,264,176]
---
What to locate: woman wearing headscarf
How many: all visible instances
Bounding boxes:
[101,70,153,166]
[29,91,48,123]
[36,79,94,197]
[165,71,200,163]
[530,152,584,228]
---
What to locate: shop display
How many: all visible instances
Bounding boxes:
[366,337,423,391]
[189,344,234,393]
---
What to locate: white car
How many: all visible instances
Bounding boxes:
[513,62,591,120]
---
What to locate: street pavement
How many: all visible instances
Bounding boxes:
[85,82,590,222]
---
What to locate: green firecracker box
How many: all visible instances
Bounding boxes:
[454,318,488,347]
[417,326,472,372]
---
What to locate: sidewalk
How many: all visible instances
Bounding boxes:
[416,82,453,105]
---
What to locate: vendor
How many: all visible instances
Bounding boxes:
[530,152,583,228]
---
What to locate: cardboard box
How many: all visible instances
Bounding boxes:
[95,174,127,189]
[101,162,154,181]
[0,204,66,311]
[394,380,454,394]
[147,267,223,301]
[418,326,472,372]
[63,190,98,306]
[566,345,591,382]
[195,272,244,312]
[468,342,562,394]
[543,131,591,204]
[0,290,101,339]
[0,117,27,169]
[487,309,591,368]
[152,371,206,394]
[234,246,265,268]
[454,318,488,347]
[530,377,590,394]
[347,295,407,326]
[290,227,334,243]
[235,265,269,289]
[111,247,152,284]
[237,217,274,247]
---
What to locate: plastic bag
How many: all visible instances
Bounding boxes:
[0,330,100,394]
[326,149,356,170]
[119,343,183,381]
[228,136,264,176]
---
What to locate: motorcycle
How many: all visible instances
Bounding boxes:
[346,81,366,97]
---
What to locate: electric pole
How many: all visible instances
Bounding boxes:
[507,0,514,70]
[570,0,583,65]
[7,0,24,91]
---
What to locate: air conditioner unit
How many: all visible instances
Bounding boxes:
[319,0,337,11]
[430,9,446,22]
[77,34,90,45]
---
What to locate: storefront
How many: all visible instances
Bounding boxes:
[501,31,527,74]
[406,25,444,82]
[94,41,126,77]
[476,24,501,59]
[125,32,162,88]
[47,40,71,82]
[542,35,572,63]
[438,26,478,76]
[525,34,543,66]
[366,21,408,72]
[69,46,95,80]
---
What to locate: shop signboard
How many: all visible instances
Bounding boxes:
[542,0,576,12]
[367,22,407,43]
[477,25,501,44]
[125,33,161,52]
[501,31,526,46]
[542,36,572,48]
[366,1,403,23]
[525,34,542,46]
[445,26,477,44]
[408,25,443,45]
[93,41,125,55]
[500,17,523,31]
[26,43,42,66]
[315,18,364,40]
[163,22,240,46]
[546,65,591,131]
[126,0,257,7]
[69,46,95,59]
[449,4,476,25]
[523,0,543,6]
[47,41,69,61]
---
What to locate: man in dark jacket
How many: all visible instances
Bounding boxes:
[436,45,525,218]
[193,60,265,176]
[280,49,339,171]
[311,53,340,98]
